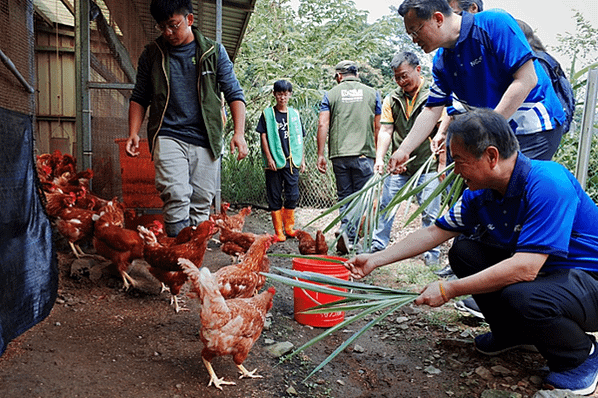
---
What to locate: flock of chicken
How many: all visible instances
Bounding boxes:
[36,150,328,389]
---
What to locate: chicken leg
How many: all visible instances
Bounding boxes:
[237,364,263,379]
[121,271,138,290]
[202,357,236,390]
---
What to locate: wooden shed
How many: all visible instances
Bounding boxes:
[18,0,256,204]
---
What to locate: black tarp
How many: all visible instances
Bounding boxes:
[0,106,57,356]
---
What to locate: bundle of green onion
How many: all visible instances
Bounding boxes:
[263,264,419,381]
[305,152,463,255]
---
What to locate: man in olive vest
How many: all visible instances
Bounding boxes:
[125,0,247,237]
[370,51,441,266]
[316,60,381,254]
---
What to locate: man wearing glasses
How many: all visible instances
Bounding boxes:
[125,0,247,237]
[388,0,566,176]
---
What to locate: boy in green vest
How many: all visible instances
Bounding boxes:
[257,80,305,241]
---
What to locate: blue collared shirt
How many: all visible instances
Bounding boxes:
[437,153,598,272]
[428,10,565,135]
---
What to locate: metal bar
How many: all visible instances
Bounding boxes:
[75,0,92,172]
[0,49,35,94]
[216,0,222,44]
[88,82,135,90]
[575,67,598,188]
[215,0,223,213]
[37,115,77,122]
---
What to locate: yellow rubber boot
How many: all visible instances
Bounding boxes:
[271,210,286,242]
[282,208,298,238]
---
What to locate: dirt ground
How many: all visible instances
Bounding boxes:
[0,207,594,398]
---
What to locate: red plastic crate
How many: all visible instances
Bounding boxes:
[115,138,163,209]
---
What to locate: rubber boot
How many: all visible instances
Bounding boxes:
[282,208,298,238]
[271,210,286,241]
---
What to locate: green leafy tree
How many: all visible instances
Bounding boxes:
[224,0,426,207]
[555,10,598,106]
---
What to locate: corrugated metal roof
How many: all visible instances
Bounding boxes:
[34,0,256,61]
[121,0,256,60]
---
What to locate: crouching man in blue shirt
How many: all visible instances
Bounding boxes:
[346,108,598,395]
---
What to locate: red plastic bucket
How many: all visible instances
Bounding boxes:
[292,256,349,327]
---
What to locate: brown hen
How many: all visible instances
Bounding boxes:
[215,205,251,232]
[218,225,257,257]
[55,205,98,257]
[93,200,144,290]
[137,220,218,312]
[214,234,277,299]
[295,229,328,255]
[179,259,275,390]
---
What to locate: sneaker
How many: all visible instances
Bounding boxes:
[423,252,440,267]
[454,297,485,319]
[474,332,538,356]
[434,265,455,278]
[544,339,598,395]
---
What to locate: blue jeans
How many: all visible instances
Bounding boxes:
[372,172,441,260]
[331,156,374,242]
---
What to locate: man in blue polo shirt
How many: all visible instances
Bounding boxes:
[345,109,598,395]
[388,0,566,175]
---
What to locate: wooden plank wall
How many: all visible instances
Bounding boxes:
[35,25,76,155]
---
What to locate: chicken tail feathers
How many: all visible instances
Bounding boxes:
[178,258,202,294]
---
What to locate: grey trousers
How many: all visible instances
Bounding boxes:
[153,136,219,236]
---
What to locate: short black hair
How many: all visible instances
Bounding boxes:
[447,108,519,159]
[453,0,483,13]
[273,80,293,93]
[390,51,420,70]
[516,19,546,52]
[398,0,453,19]
[150,0,193,23]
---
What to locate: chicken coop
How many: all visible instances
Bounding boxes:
[4,0,256,211]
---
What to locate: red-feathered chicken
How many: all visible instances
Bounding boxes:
[209,202,231,224]
[214,234,277,299]
[295,230,328,255]
[52,168,93,195]
[44,191,76,218]
[179,259,275,390]
[295,230,316,255]
[93,200,144,290]
[137,220,218,312]
[53,152,77,178]
[218,225,257,257]
[315,230,328,255]
[146,220,195,247]
[54,200,98,258]
[215,205,252,232]
[72,186,109,211]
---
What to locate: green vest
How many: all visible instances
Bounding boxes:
[145,28,223,159]
[387,78,438,174]
[326,76,377,159]
[262,107,303,169]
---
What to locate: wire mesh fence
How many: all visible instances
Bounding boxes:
[221,104,598,213]
[220,105,339,209]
